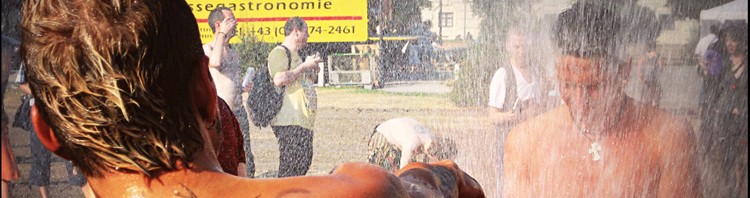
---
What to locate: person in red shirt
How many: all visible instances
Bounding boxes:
[217,97,246,176]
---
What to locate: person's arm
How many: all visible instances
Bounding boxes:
[636,57,646,82]
[657,55,665,69]
[234,111,247,177]
[698,54,709,76]
[19,82,31,95]
[205,17,236,68]
[270,51,321,87]
[398,145,417,169]
[657,119,700,197]
[488,69,516,124]
[237,163,246,177]
[489,108,517,125]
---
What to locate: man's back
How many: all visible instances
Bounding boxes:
[503,100,699,197]
[376,117,433,150]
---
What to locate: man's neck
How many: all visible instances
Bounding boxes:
[87,154,227,197]
[575,96,631,136]
[510,59,531,81]
[281,40,299,53]
[510,59,523,69]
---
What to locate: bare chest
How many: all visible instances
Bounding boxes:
[528,133,661,197]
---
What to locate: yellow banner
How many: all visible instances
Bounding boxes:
[188,0,368,44]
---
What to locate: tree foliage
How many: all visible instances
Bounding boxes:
[368,0,431,36]
[666,0,733,20]
[233,32,277,71]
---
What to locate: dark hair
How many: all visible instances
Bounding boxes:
[721,23,748,54]
[284,17,307,36]
[208,7,232,33]
[710,25,719,35]
[553,1,621,57]
[22,0,205,178]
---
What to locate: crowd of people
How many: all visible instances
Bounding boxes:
[0,0,746,197]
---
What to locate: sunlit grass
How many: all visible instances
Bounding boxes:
[316,87,460,110]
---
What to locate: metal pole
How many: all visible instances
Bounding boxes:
[438,0,443,43]
[378,0,385,88]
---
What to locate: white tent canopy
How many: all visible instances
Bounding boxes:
[699,0,748,37]
[700,0,748,22]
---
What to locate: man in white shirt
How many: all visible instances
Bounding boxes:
[487,26,551,197]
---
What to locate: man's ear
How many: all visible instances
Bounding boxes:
[31,104,74,160]
[191,56,217,124]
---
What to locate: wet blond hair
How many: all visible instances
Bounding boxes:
[21,0,205,178]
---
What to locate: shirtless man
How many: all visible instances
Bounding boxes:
[368,117,457,172]
[503,2,700,197]
[202,7,254,178]
[20,0,484,197]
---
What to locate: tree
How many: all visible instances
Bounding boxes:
[368,0,431,36]
[666,0,733,20]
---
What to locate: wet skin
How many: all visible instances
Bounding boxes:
[503,55,700,197]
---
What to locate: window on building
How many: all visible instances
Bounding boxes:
[439,12,454,28]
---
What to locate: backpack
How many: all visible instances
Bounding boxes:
[248,45,292,127]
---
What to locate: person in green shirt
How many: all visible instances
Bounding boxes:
[267,17,322,177]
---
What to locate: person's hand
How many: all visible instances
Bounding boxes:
[243,81,253,92]
[490,111,517,125]
[218,17,237,38]
[698,58,709,76]
[304,53,322,73]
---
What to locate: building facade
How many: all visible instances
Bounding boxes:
[420,0,482,41]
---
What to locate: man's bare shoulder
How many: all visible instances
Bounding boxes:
[511,106,568,138]
[506,106,568,152]
[637,105,694,142]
